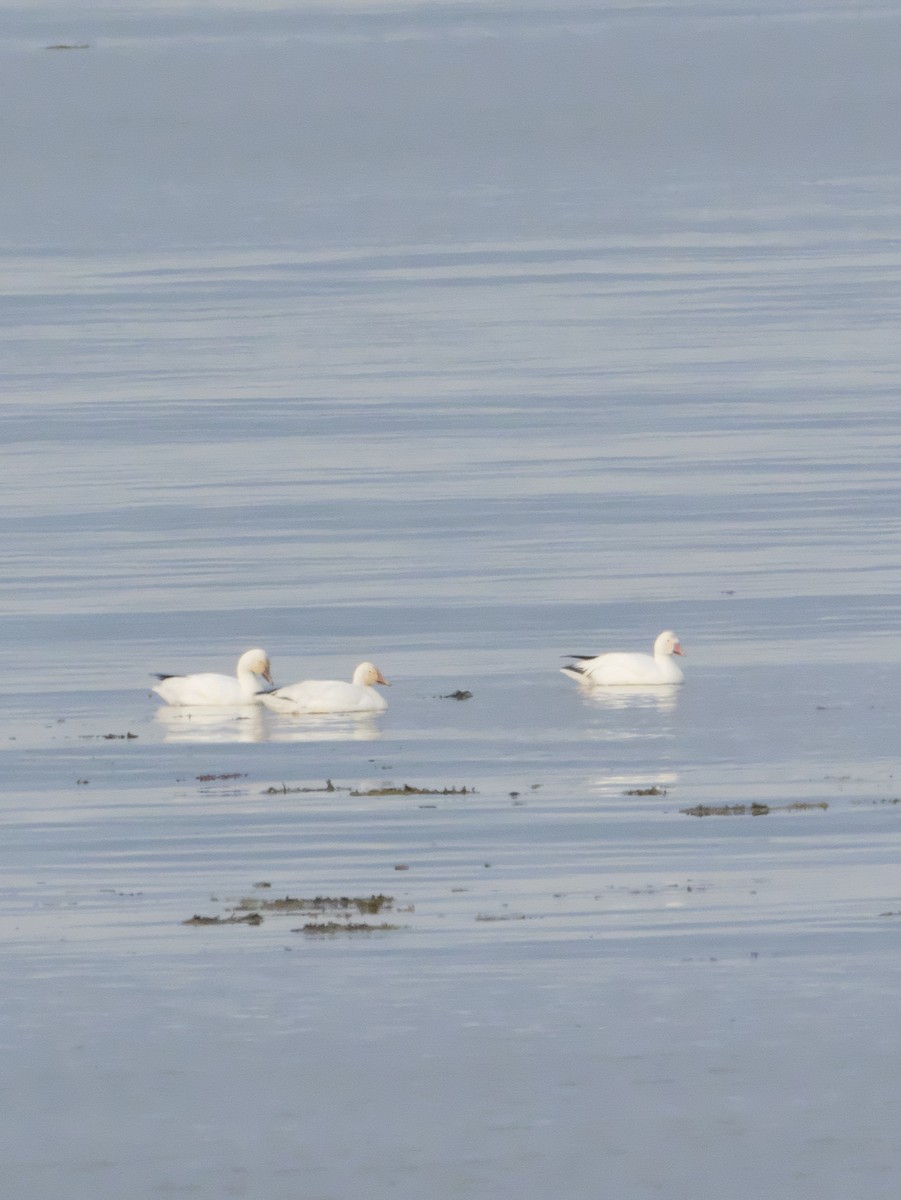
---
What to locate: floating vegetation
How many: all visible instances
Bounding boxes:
[79,732,138,740]
[594,880,705,898]
[624,786,667,796]
[46,43,90,50]
[441,690,473,700]
[475,913,533,922]
[682,803,771,817]
[262,780,343,795]
[350,784,475,797]
[235,893,394,915]
[197,772,246,782]
[182,912,263,926]
[296,921,403,934]
[681,801,828,817]
[183,892,397,927]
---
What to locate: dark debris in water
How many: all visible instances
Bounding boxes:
[79,732,138,740]
[182,891,398,927]
[682,801,828,817]
[295,921,404,934]
[235,893,394,915]
[441,690,473,700]
[475,913,534,922]
[624,786,667,796]
[350,784,475,796]
[197,772,247,782]
[262,779,344,795]
[182,912,263,926]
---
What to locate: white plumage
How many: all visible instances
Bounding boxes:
[561,630,685,686]
[152,647,274,706]
[260,662,389,715]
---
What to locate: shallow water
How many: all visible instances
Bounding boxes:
[4,2,901,1198]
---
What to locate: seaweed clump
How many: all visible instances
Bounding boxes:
[681,801,828,817]
[182,912,263,926]
[350,784,474,797]
[235,894,393,915]
[296,921,402,935]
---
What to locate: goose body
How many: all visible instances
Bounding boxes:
[562,630,685,686]
[152,648,274,706]
[260,662,389,715]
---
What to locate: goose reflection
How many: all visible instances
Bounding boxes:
[154,703,268,743]
[575,683,681,714]
[266,712,384,743]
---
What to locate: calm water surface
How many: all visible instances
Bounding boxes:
[4,2,901,1197]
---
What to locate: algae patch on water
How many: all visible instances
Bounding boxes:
[256,780,474,798]
[350,784,475,797]
[682,801,828,817]
[235,893,394,915]
[262,780,344,795]
[182,912,263,926]
[79,732,138,740]
[183,891,401,928]
[296,921,404,934]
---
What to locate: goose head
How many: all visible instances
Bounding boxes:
[238,648,274,683]
[654,631,684,658]
[353,662,390,687]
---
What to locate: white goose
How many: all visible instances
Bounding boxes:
[260,662,389,715]
[561,630,685,686]
[152,647,274,706]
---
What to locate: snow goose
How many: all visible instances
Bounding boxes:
[561,630,685,686]
[152,647,274,706]
[260,662,389,715]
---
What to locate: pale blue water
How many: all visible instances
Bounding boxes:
[4,2,901,1198]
